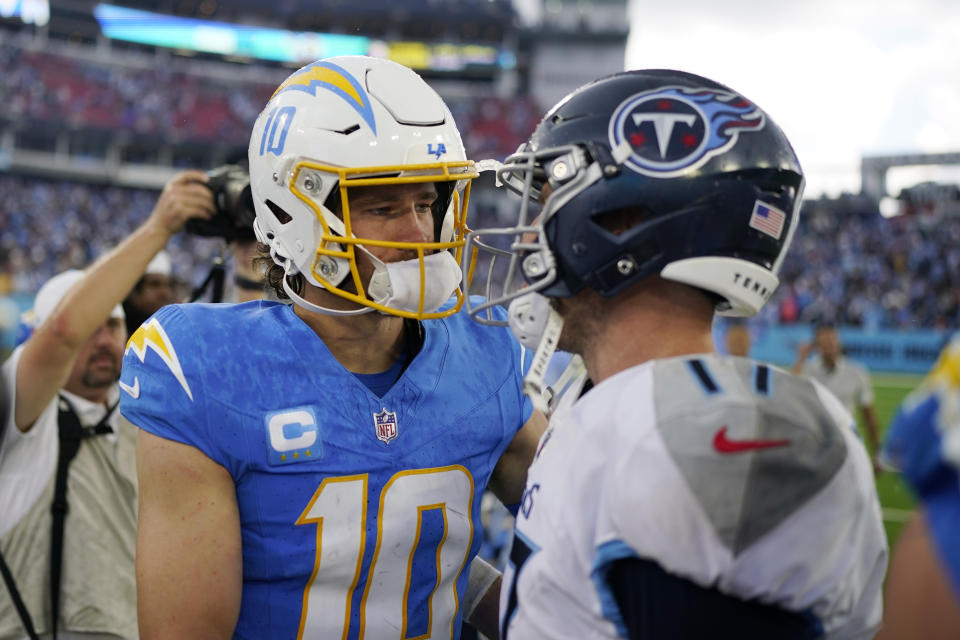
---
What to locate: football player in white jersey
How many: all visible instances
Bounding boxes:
[465,69,888,639]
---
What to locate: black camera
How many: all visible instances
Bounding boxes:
[186,164,257,241]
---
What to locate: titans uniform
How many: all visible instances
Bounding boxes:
[883,335,960,596]
[119,300,531,640]
[502,354,887,639]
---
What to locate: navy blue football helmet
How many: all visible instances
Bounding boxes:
[464,69,804,324]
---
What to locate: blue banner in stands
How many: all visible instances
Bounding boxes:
[717,322,953,374]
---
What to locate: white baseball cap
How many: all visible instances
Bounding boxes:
[34,269,125,326]
[145,250,172,277]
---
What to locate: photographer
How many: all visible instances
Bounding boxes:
[0,170,212,639]
[122,250,175,337]
[184,163,267,304]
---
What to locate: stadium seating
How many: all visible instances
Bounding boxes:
[0,41,538,160]
[763,194,960,330]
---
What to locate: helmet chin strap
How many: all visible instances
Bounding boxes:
[282,277,376,316]
[281,267,375,317]
[522,305,564,414]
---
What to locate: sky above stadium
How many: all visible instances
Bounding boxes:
[625,0,960,198]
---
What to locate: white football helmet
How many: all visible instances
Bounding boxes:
[248,56,478,319]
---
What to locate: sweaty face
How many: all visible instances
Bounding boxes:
[67,317,127,393]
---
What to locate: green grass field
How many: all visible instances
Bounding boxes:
[868,373,924,550]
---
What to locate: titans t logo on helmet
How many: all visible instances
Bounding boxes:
[609,86,766,178]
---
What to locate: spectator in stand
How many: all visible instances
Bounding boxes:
[792,323,882,470]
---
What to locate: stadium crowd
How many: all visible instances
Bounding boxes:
[0,175,223,297]
[4,175,960,333]
[0,40,540,162]
[0,44,269,147]
[762,193,960,330]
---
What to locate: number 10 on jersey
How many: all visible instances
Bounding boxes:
[296,466,475,639]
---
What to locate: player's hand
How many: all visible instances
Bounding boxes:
[146,170,216,237]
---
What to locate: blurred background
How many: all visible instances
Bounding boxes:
[1,0,958,562]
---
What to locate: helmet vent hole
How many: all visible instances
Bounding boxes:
[265,199,293,225]
[335,124,361,135]
[759,183,788,197]
[593,206,652,236]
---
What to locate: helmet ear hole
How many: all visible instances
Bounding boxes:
[592,205,653,236]
[432,182,455,242]
[265,200,293,225]
[324,188,343,217]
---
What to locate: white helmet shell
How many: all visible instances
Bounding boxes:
[248,56,476,318]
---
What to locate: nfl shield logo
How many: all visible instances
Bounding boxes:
[373,409,399,444]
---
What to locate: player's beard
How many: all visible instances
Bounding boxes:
[551,292,603,356]
[81,348,122,389]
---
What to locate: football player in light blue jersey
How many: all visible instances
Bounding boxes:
[878,338,960,639]
[120,56,545,640]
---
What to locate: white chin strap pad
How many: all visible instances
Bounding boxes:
[367,251,462,314]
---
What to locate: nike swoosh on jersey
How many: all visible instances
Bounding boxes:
[712,426,790,453]
[119,377,140,399]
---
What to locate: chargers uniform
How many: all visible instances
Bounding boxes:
[119,299,531,640]
[883,335,960,596]
[501,354,887,639]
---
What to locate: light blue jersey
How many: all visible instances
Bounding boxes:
[882,334,960,597]
[120,300,531,639]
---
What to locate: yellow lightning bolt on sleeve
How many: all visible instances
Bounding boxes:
[125,318,194,401]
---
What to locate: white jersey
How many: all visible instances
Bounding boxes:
[501,354,887,640]
[802,356,874,415]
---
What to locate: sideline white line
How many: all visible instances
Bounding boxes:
[872,375,923,390]
[882,507,914,523]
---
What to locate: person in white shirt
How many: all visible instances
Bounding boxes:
[0,170,212,639]
[793,323,881,470]
[465,68,887,640]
